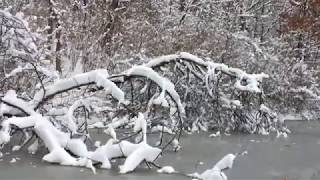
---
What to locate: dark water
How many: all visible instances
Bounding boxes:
[1,120,320,180]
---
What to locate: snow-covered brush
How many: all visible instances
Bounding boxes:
[0,70,126,173]
[156,153,238,179]
[141,52,286,134]
[0,50,287,177]
[90,112,163,174]
[115,112,162,174]
[0,9,52,99]
[109,65,185,129]
[88,139,117,169]
[118,143,162,174]
[133,113,147,142]
[0,9,38,60]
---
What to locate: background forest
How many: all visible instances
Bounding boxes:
[1,0,320,134]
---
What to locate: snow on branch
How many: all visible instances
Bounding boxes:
[119,113,161,174]
[66,99,86,133]
[192,153,237,180]
[0,90,35,116]
[0,97,95,171]
[33,69,125,109]
[126,66,185,116]
[145,52,269,93]
[289,87,320,100]
[4,63,59,80]
[0,9,38,58]
[144,52,207,68]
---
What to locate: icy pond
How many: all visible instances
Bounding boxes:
[1,120,320,180]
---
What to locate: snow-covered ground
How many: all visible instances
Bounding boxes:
[1,120,320,179]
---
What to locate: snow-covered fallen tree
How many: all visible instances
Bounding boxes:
[0,91,95,171]
[0,52,287,177]
[0,55,185,174]
[0,8,287,176]
[109,52,288,135]
[0,90,163,174]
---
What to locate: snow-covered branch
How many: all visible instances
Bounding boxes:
[33,69,125,109]
[145,52,269,93]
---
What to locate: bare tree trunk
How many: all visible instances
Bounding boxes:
[55,27,62,73]
[239,2,246,31]
[47,0,62,73]
[260,3,265,42]
[111,0,119,9]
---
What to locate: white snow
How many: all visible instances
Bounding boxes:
[126,66,185,116]
[157,166,175,174]
[91,112,163,174]
[42,147,76,165]
[94,141,101,147]
[88,139,118,169]
[12,145,21,152]
[65,138,88,157]
[172,138,181,151]
[195,154,236,180]
[0,105,94,170]
[88,122,105,128]
[152,91,169,107]
[5,66,24,78]
[146,52,268,95]
[119,143,161,174]
[206,61,269,94]
[209,131,221,138]
[233,72,269,93]
[118,140,141,157]
[214,154,236,171]
[199,168,228,180]
[133,113,147,134]
[33,69,125,106]
[66,100,84,133]
[28,139,39,154]
[151,125,173,134]
[276,131,288,138]
[104,125,117,140]
[42,147,96,173]
[144,52,207,68]
[290,87,320,99]
[4,64,58,80]
[0,131,11,145]
[145,54,180,68]
[1,90,35,116]
[10,158,17,163]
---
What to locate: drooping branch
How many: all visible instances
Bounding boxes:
[145,52,269,93]
[33,69,125,110]
[0,98,29,116]
[0,90,34,116]
[109,65,186,129]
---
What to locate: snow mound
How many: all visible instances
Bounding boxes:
[119,143,161,174]
[66,138,88,157]
[214,154,236,171]
[157,166,175,174]
[196,153,236,180]
[12,145,21,152]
